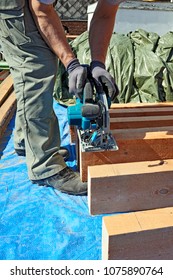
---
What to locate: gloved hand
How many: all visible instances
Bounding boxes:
[90,60,119,101]
[66,58,87,100]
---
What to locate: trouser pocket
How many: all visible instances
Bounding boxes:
[0,13,31,47]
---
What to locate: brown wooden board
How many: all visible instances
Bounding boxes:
[110,115,173,129]
[0,91,16,138]
[102,207,173,260]
[0,74,13,106]
[78,102,173,182]
[111,102,173,109]
[80,127,173,182]
[0,70,10,82]
[109,107,173,118]
[88,159,173,215]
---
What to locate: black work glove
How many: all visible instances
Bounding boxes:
[66,58,87,100]
[90,60,119,101]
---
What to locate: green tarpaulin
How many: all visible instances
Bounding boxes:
[54,29,173,105]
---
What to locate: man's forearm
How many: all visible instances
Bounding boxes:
[29,0,75,67]
[89,0,119,63]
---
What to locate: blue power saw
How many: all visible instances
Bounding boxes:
[67,75,118,152]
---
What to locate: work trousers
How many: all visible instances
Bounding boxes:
[0,3,66,180]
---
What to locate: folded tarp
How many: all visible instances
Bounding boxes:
[54,29,173,105]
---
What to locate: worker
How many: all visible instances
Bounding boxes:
[89,0,124,97]
[0,0,121,195]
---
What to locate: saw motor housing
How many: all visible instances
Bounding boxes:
[67,81,118,152]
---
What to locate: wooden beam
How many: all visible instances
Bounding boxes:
[102,207,173,260]
[69,125,77,144]
[110,115,173,129]
[80,127,173,182]
[111,102,173,109]
[88,159,173,215]
[66,35,78,39]
[78,103,173,181]
[109,107,173,118]
[0,70,10,82]
[0,74,16,138]
[0,74,14,106]
[0,91,16,137]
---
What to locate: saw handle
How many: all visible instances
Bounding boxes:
[83,79,94,103]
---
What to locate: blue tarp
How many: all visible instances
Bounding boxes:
[0,102,102,260]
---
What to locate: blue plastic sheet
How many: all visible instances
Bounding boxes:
[0,102,102,260]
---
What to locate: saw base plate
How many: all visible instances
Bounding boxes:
[77,129,119,152]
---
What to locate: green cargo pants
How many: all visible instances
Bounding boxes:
[0,3,66,180]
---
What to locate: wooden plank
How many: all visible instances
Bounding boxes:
[69,125,80,170]
[102,207,173,260]
[80,127,173,182]
[0,74,13,106]
[74,102,173,180]
[88,159,173,215]
[109,107,173,118]
[0,91,16,137]
[110,115,173,129]
[111,102,173,109]
[112,126,173,139]
[69,125,77,144]
[0,70,10,82]
[66,35,78,39]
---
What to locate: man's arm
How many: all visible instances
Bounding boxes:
[29,0,75,67]
[89,0,121,63]
[29,0,87,99]
[89,0,125,100]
